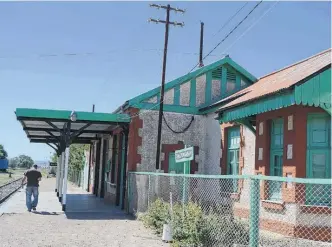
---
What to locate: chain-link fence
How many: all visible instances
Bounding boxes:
[127,172,331,247]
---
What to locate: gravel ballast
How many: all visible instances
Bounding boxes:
[0,178,23,203]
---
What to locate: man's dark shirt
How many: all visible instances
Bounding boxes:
[24,169,42,187]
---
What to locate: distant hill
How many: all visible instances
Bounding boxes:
[34,160,50,168]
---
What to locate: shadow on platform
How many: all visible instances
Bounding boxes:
[65,211,135,220]
[63,193,134,221]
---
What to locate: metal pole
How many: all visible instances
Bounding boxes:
[249,178,260,247]
[182,144,187,205]
[55,154,61,195]
[199,22,204,67]
[62,147,70,211]
[98,138,104,197]
[155,4,170,170]
[59,152,65,202]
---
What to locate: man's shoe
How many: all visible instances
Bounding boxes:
[32,207,36,211]
[28,209,31,212]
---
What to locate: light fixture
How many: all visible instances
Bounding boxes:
[70,111,77,122]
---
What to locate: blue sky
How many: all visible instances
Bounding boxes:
[0,1,330,161]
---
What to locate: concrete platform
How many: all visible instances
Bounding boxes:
[0,179,62,214]
[0,178,126,218]
[0,178,166,247]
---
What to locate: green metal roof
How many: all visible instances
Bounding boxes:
[16,108,130,145]
[219,69,331,123]
[295,68,331,114]
[16,108,130,123]
[219,92,295,123]
[127,56,257,107]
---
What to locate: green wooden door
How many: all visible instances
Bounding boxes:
[306,113,331,206]
[269,118,284,201]
[227,127,240,192]
[169,152,189,174]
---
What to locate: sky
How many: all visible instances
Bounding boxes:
[0,1,331,161]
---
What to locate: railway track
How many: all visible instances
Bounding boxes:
[0,178,24,204]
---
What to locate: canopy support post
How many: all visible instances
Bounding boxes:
[98,138,104,198]
[62,146,70,211]
[55,153,61,194]
[62,122,71,211]
[59,151,65,202]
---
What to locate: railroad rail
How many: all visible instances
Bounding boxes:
[0,177,24,204]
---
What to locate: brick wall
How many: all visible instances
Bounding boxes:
[255,105,325,202]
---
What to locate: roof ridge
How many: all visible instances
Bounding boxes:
[259,48,331,80]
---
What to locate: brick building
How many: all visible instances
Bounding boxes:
[87,48,331,241]
[88,55,257,209]
[216,48,331,241]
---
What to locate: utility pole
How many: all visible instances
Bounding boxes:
[149,4,185,170]
[199,22,204,68]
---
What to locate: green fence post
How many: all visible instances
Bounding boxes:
[249,177,260,247]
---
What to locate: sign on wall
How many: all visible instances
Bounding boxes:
[175,146,194,163]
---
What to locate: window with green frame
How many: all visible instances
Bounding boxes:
[227,126,240,193]
[269,118,284,201]
[306,113,331,206]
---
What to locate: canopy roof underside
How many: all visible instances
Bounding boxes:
[16,108,130,144]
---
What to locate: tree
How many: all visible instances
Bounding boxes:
[50,152,58,163]
[9,157,19,169]
[17,155,34,168]
[0,144,8,159]
[69,144,89,171]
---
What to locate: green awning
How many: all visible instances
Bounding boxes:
[295,68,331,114]
[219,93,295,123]
[219,68,331,123]
[16,108,130,145]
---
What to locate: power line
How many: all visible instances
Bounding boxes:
[0,48,218,60]
[210,2,249,39]
[189,0,263,73]
[221,1,279,54]
[118,1,278,121]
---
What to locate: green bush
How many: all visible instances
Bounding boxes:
[139,199,249,247]
[171,202,203,246]
[139,199,171,235]
[198,214,249,247]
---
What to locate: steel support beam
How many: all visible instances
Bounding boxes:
[62,147,70,211]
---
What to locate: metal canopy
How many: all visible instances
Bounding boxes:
[15,108,130,149]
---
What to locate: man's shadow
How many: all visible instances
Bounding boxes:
[32,211,61,216]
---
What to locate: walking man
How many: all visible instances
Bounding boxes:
[22,164,42,212]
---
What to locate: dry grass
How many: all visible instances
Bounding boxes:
[0,168,26,186]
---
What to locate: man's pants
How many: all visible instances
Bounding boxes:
[26,186,39,211]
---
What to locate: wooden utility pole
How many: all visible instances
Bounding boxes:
[199,22,204,68]
[149,4,185,170]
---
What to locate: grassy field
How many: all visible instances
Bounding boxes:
[0,168,26,186]
[0,167,50,186]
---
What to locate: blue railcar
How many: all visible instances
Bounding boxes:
[0,159,9,171]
